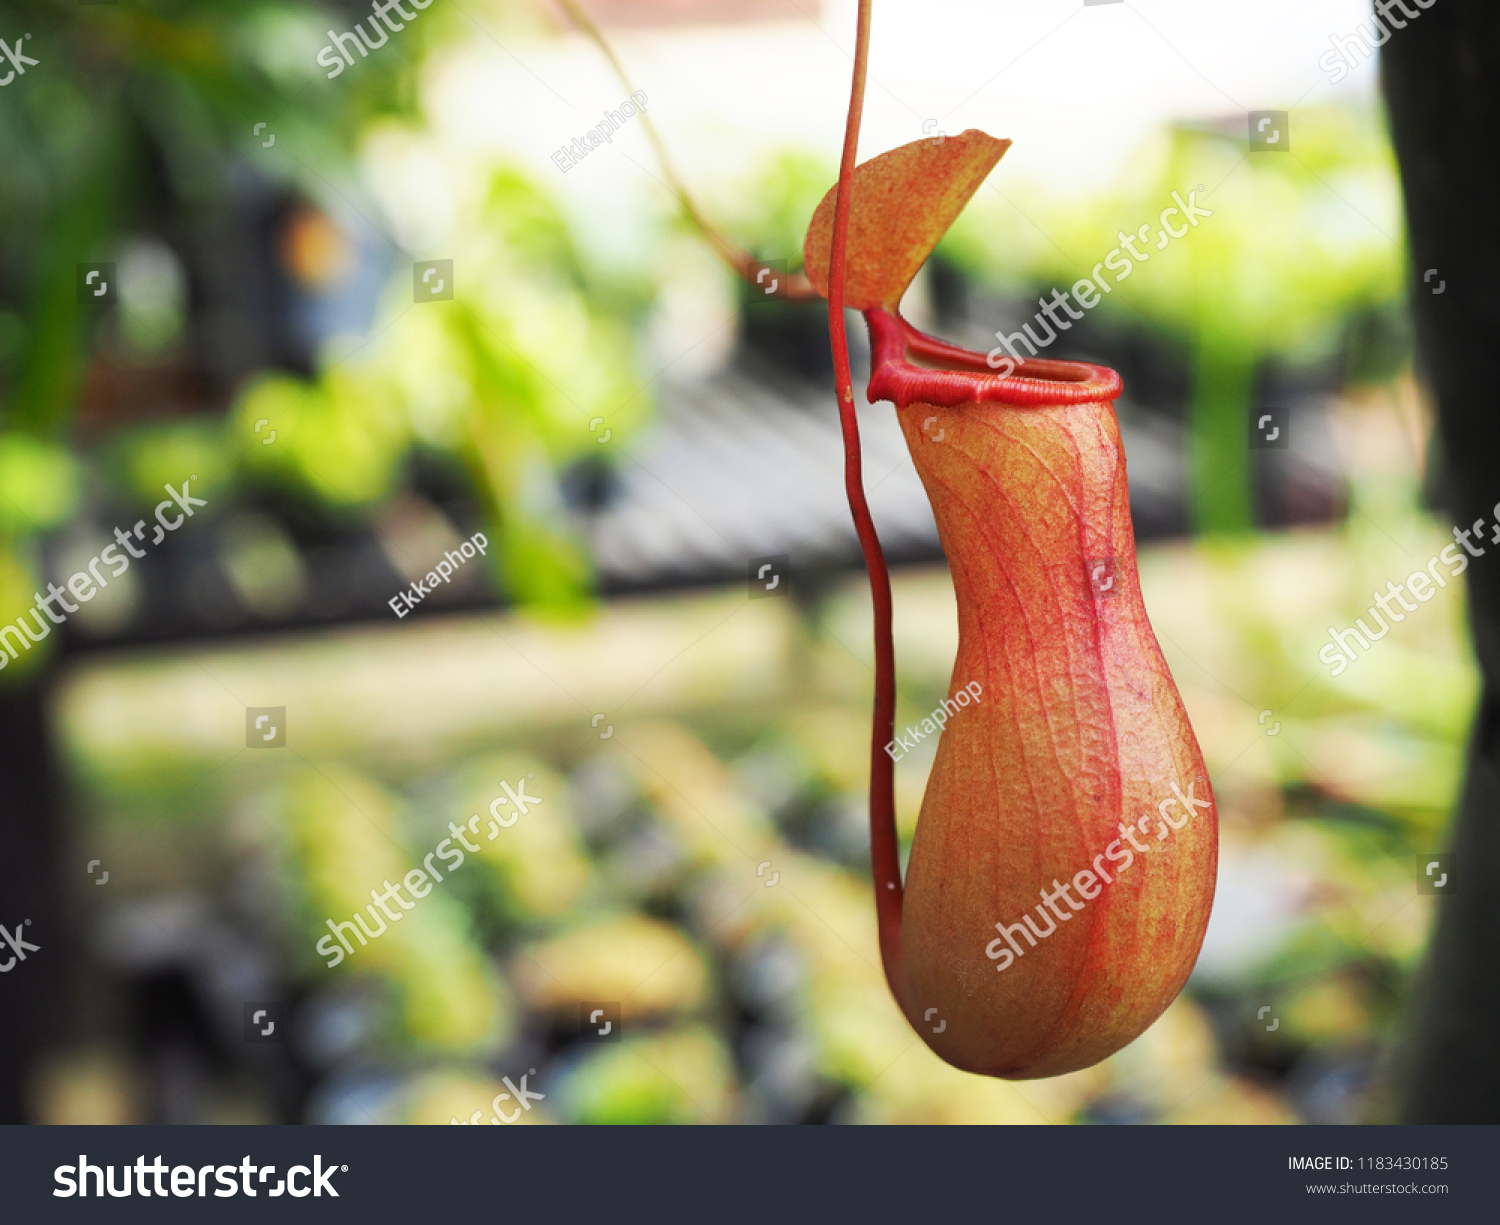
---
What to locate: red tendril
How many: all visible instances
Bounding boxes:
[826,0,907,1007]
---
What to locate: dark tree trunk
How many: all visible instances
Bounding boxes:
[1382,0,1500,1122]
[0,678,67,1123]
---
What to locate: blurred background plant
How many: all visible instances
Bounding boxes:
[945,107,1407,535]
[0,0,646,626]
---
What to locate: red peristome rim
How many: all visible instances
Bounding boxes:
[864,307,1122,409]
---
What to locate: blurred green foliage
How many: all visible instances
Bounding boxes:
[233,165,648,610]
[0,1,654,655]
[947,106,1406,535]
[720,149,835,270]
[0,0,428,432]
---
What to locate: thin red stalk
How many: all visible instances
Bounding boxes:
[827,0,905,1006]
[555,0,819,301]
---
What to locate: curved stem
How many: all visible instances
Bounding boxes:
[827,0,906,1007]
[555,0,820,301]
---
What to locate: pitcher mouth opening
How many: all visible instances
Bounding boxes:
[864,307,1122,410]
